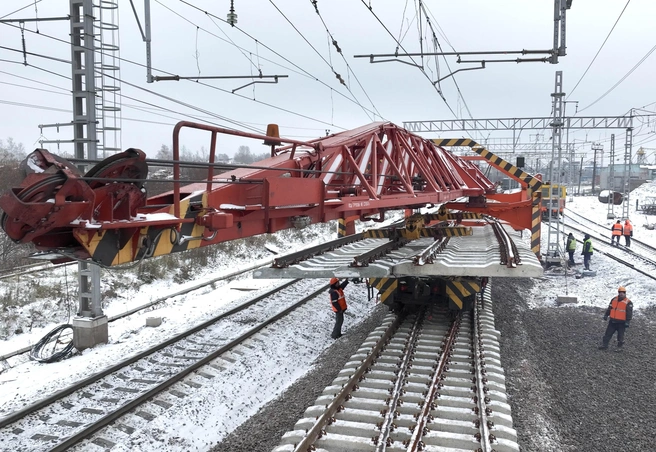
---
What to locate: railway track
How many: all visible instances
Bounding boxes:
[0,279,327,451]
[0,258,275,364]
[0,261,75,282]
[558,213,656,280]
[274,283,518,452]
[565,210,656,258]
[551,223,656,280]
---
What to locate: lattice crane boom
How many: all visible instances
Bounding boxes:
[0,121,539,266]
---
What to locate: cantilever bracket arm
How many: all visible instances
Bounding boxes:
[153,74,289,82]
[366,55,423,69]
[434,62,485,85]
[231,76,285,94]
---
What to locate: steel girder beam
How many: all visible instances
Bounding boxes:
[403,116,634,133]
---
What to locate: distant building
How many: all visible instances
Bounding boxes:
[599,163,652,190]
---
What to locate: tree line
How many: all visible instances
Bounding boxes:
[0,139,272,268]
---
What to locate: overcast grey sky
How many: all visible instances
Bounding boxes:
[0,0,655,164]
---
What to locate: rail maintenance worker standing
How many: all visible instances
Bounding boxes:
[599,286,633,350]
[329,277,349,339]
[565,233,577,265]
[611,220,623,245]
[623,219,633,247]
[582,234,593,270]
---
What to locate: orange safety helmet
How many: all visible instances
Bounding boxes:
[330,277,339,285]
[618,286,626,292]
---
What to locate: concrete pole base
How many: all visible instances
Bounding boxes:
[556,295,578,305]
[73,316,108,351]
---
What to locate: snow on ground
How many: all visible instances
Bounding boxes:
[529,181,656,311]
[1,183,656,450]
[0,216,398,450]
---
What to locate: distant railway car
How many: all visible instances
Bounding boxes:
[541,183,566,218]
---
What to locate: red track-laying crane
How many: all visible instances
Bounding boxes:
[0,121,541,267]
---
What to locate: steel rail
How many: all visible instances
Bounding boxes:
[413,237,448,265]
[473,299,493,451]
[374,313,424,451]
[292,314,405,452]
[50,283,328,452]
[350,238,410,267]
[0,261,75,281]
[490,221,518,267]
[551,222,656,281]
[566,209,656,255]
[563,214,656,266]
[0,258,277,362]
[272,233,364,268]
[0,279,298,429]
[405,317,461,451]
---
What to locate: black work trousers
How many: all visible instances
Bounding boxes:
[624,235,631,247]
[583,254,591,270]
[602,321,626,347]
[567,250,575,264]
[331,310,344,339]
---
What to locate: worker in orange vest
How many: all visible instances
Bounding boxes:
[610,220,623,245]
[329,277,349,339]
[599,286,633,350]
[623,219,633,247]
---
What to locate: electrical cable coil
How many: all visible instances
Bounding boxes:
[29,324,76,363]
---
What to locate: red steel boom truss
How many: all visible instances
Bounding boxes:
[0,121,535,266]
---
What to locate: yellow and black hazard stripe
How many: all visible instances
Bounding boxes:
[363,227,471,240]
[337,218,347,237]
[531,192,542,259]
[444,279,481,310]
[432,138,478,148]
[368,277,398,305]
[432,139,542,192]
[75,192,206,266]
[363,229,391,239]
[420,227,472,238]
[428,212,483,221]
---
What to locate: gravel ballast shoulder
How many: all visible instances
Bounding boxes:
[214,278,656,452]
[212,304,390,452]
[492,277,656,452]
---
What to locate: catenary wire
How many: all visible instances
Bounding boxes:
[567,0,631,100]
[0,68,330,137]
[267,0,374,122]
[358,0,460,120]
[0,99,182,127]
[0,21,349,132]
[0,61,323,137]
[0,57,71,80]
[0,0,44,20]
[419,2,475,121]
[174,0,380,122]
[578,42,656,113]
[153,0,264,77]
[0,80,69,96]
[0,69,70,92]
[309,0,383,120]
[0,44,263,133]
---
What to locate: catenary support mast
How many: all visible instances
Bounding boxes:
[70,0,106,350]
[545,71,564,264]
[622,122,633,220]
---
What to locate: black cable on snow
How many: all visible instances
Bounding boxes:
[29,324,76,363]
